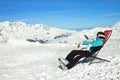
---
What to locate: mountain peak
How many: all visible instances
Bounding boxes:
[0,21,27,27]
[112,21,120,30]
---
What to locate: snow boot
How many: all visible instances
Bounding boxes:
[59,61,68,71]
[58,58,69,65]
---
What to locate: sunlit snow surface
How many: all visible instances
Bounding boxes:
[0,21,120,80]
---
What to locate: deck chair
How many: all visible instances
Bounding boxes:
[83,30,112,65]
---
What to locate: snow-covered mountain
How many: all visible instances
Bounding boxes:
[0,21,78,44]
[112,21,120,30]
[111,21,120,39]
[0,21,120,80]
[0,21,75,43]
[0,21,120,44]
[0,21,95,44]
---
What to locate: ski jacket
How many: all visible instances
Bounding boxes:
[82,38,104,52]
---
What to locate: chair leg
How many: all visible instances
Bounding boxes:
[94,56,110,62]
[88,56,110,65]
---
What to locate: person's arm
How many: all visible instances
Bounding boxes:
[82,40,92,45]
[82,39,103,47]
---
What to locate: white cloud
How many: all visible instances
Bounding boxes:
[101,13,120,17]
[16,18,46,24]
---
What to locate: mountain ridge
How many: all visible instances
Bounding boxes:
[0,21,120,43]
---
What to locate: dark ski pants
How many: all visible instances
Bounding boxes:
[65,50,91,69]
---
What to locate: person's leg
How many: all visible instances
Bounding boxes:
[65,50,81,62]
[66,51,88,69]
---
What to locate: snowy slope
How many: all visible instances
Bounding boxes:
[111,21,120,39]
[0,21,120,80]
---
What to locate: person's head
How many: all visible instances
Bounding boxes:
[96,31,105,39]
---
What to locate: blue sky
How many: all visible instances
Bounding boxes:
[0,0,120,30]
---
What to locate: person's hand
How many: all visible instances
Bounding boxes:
[81,44,92,51]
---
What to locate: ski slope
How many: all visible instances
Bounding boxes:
[0,21,120,80]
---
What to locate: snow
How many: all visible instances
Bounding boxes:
[0,21,120,80]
